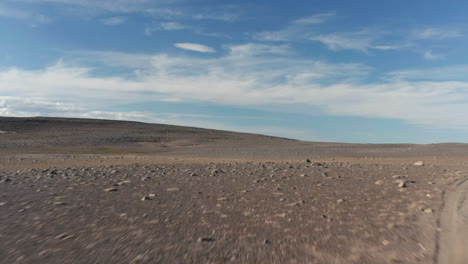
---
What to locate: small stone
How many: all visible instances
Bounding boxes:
[141,196,150,201]
[414,161,424,166]
[116,180,131,186]
[1,178,12,184]
[299,174,306,177]
[130,254,149,264]
[305,159,312,163]
[375,180,383,185]
[141,176,151,181]
[423,208,434,213]
[337,199,344,203]
[167,187,180,192]
[395,179,407,188]
[197,237,215,243]
[148,193,156,197]
[56,233,75,240]
[264,239,271,245]
[104,188,118,192]
[392,175,406,179]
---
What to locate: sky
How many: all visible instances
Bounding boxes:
[1,0,468,143]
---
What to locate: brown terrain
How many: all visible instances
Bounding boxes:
[1,116,467,263]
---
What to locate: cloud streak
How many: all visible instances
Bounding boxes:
[174,43,216,53]
[100,16,127,25]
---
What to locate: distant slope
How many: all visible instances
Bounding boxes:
[0,116,295,153]
[1,116,468,158]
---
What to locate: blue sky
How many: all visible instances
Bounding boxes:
[1,0,468,143]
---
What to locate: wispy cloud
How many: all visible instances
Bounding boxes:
[309,32,403,52]
[0,5,51,25]
[144,21,229,38]
[145,21,189,36]
[254,13,401,53]
[5,44,468,131]
[254,12,335,41]
[100,16,127,25]
[292,12,335,25]
[372,45,400,50]
[174,43,216,53]
[308,32,374,52]
[14,0,157,13]
[415,27,463,40]
[423,50,445,61]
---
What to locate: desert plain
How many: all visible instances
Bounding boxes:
[1,116,468,263]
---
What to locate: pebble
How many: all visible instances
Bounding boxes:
[104,188,118,192]
[167,187,180,192]
[56,233,75,240]
[395,179,407,188]
[423,208,434,213]
[197,237,215,243]
[414,161,424,166]
[375,180,383,185]
[116,180,131,186]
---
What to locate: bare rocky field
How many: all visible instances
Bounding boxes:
[1,117,468,263]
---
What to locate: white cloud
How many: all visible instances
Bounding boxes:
[160,22,187,30]
[423,50,445,61]
[293,12,335,25]
[2,44,468,132]
[372,45,400,50]
[254,12,334,41]
[101,16,127,25]
[145,21,189,36]
[0,5,52,25]
[416,28,463,40]
[0,96,155,122]
[14,0,156,13]
[309,32,374,52]
[388,65,468,82]
[174,43,216,53]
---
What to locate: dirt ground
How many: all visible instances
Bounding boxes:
[1,117,468,263]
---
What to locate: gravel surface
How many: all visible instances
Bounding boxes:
[1,117,468,263]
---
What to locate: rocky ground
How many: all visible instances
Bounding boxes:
[1,117,468,263]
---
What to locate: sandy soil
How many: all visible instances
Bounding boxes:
[1,117,468,263]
